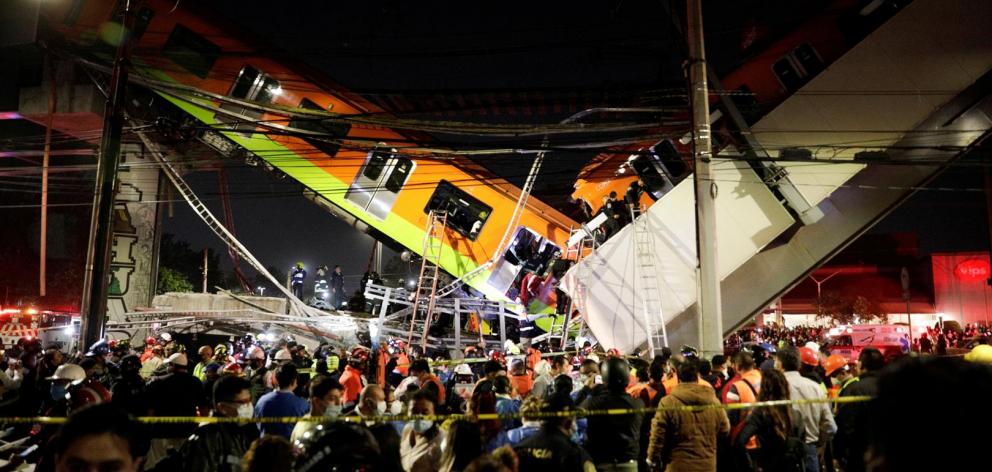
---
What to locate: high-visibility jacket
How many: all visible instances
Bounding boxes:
[725,369,762,449]
[526,348,541,371]
[626,382,658,404]
[510,373,534,398]
[394,353,410,376]
[423,374,446,404]
[376,347,388,386]
[340,365,365,404]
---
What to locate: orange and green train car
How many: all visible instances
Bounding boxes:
[44,0,576,305]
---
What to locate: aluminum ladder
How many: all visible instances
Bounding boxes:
[408,210,448,348]
[631,208,668,357]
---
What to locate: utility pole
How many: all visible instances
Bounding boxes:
[80,0,134,348]
[687,0,723,356]
[202,249,209,293]
[40,55,57,298]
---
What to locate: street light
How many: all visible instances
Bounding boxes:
[258,286,266,296]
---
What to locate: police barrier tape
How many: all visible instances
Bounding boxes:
[0,396,870,425]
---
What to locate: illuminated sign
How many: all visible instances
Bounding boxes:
[955,259,991,282]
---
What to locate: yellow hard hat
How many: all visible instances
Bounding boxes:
[964,344,992,364]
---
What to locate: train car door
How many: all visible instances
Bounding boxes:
[345,149,415,220]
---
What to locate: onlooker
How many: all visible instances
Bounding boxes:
[465,446,519,472]
[291,376,344,445]
[494,375,522,431]
[647,357,729,471]
[440,420,484,472]
[144,352,207,468]
[242,435,294,472]
[505,396,544,446]
[867,356,992,470]
[400,389,442,472]
[834,347,883,472]
[735,369,805,472]
[294,423,382,471]
[254,364,309,439]
[581,357,642,471]
[175,375,257,471]
[52,404,149,472]
[355,384,387,421]
[776,347,836,472]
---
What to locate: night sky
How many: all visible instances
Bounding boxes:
[161,0,990,288]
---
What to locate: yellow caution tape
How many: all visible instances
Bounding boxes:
[1,396,870,425]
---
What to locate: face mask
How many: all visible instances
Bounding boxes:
[324,404,343,418]
[390,400,403,415]
[50,384,67,402]
[412,419,433,434]
[237,403,254,419]
[376,401,388,415]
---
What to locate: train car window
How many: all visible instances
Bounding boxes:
[772,57,803,92]
[793,43,823,77]
[229,66,259,99]
[384,158,413,193]
[652,139,689,181]
[630,156,668,198]
[425,180,492,241]
[363,151,390,180]
[289,98,352,157]
[163,24,221,79]
[254,77,281,104]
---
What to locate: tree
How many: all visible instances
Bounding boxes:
[157,234,226,293]
[157,267,194,294]
[816,290,888,325]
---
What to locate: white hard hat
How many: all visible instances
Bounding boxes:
[159,332,173,342]
[247,346,266,360]
[166,353,188,366]
[47,364,86,383]
[454,363,473,376]
[805,341,821,353]
[274,349,292,361]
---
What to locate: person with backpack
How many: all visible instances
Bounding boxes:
[777,347,836,472]
[735,369,807,472]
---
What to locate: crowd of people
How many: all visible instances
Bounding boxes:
[724,325,828,354]
[5,329,992,472]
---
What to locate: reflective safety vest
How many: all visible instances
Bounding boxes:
[626,382,658,404]
[425,374,446,404]
[727,369,762,450]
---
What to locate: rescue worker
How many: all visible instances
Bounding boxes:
[341,346,370,407]
[110,354,146,417]
[245,345,269,403]
[824,355,857,401]
[83,339,118,388]
[625,178,646,219]
[291,262,307,299]
[193,345,214,381]
[720,351,762,470]
[329,265,345,308]
[581,357,643,471]
[410,358,446,405]
[509,358,534,399]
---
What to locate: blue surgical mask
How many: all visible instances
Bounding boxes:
[324,405,343,418]
[50,384,67,402]
[412,419,433,434]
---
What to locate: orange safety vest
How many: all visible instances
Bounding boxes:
[510,373,534,398]
[727,369,762,449]
[626,382,658,404]
[340,365,364,404]
[527,348,541,371]
[395,353,410,376]
[425,374,446,404]
[376,348,388,386]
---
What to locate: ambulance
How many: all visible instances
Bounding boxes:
[825,324,911,363]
